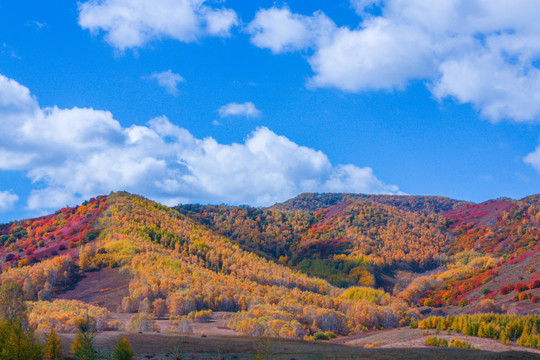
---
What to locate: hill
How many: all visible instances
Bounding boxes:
[1,191,540,355]
[175,193,540,314]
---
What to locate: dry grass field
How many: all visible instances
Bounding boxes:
[54,331,540,360]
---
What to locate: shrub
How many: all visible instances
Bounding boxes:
[324,331,337,339]
[531,296,540,304]
[169,316,193,334]
[364,342,380,348]
[481,288,491,296]
[529,280,540,289]
[449,338,474,349]
[111,337,134,360]
[187,309,212,323]
[313,332,329,341]
[474,299,499,313]
[458,298,469,307]
[515,283,529,292]
[126,313,160,333]
[518,292,530,301]
[425,336,448,347]
[500,284,514,295]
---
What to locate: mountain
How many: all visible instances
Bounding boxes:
[0,191,539,341]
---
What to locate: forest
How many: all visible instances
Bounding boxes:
[0,191,539,358]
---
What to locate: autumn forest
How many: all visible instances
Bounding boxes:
[0,192,540,359]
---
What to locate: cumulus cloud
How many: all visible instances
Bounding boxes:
[524,147,540,172]
[0,190,18,213]
[218,102,261,118]
[78,0,238,50]
[249,1,540,122]
[247,7,336,54]
[0,74,399,212]
[147,70,185,95]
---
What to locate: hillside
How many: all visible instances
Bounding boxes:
[1,191,540,355]
[176,193,540,314]
[176,198,452,288]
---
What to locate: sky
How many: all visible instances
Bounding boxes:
[1,0,540,222]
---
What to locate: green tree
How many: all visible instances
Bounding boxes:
[110,337,133,360]
[71,317,99,360]
[44,328,62,360]
[0,282,43,360]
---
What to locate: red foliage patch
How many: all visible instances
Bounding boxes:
[443,199,515,229]
[0,196,108,268]
[514,283,529,292]
[500,284,514,295]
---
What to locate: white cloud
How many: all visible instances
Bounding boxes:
[249,1,540,122]
[247,7,336,54]
[0,74,399,212]
[218,102,261,118]
[148,70,185,95]
[78,0,238,51]
[309,20,435,91]
[524,146,540,172]
[204,8,238,37]
[0,190,18,213]
[350,0,382,14]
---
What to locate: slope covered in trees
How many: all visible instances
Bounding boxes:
[175,198,453,287]
[0,191,539,346]
[176,193,540,313]
[270,193,467,215]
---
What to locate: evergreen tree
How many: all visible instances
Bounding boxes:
[110,337,134,360]
[0,282,43,360]
[44,328,62,360]
[71,317,99,360]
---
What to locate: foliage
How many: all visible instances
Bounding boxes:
[169,316,193,334]
[0,282,43,360]
[0,197,107,269]
[175,196,454,287]
[44,328,62,360]
[425,336,448,347]
[70,317,100,360]
[313,332,329,341]
[89,193,413,338]
[111,337,134,360]
[187,309,212,322]
[2,190,539,341]
[126,313,159,332]
[425,336,475,349]
[28,300,115,333]
[415,313,540,349]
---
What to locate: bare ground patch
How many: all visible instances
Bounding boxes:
[54,267,131,311]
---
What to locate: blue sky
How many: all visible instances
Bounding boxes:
[1,0,540,222]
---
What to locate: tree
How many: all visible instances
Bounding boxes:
[0,282,43,360]
[110,337,134,360]
[44,328,62,360]
[71,317,99,360]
